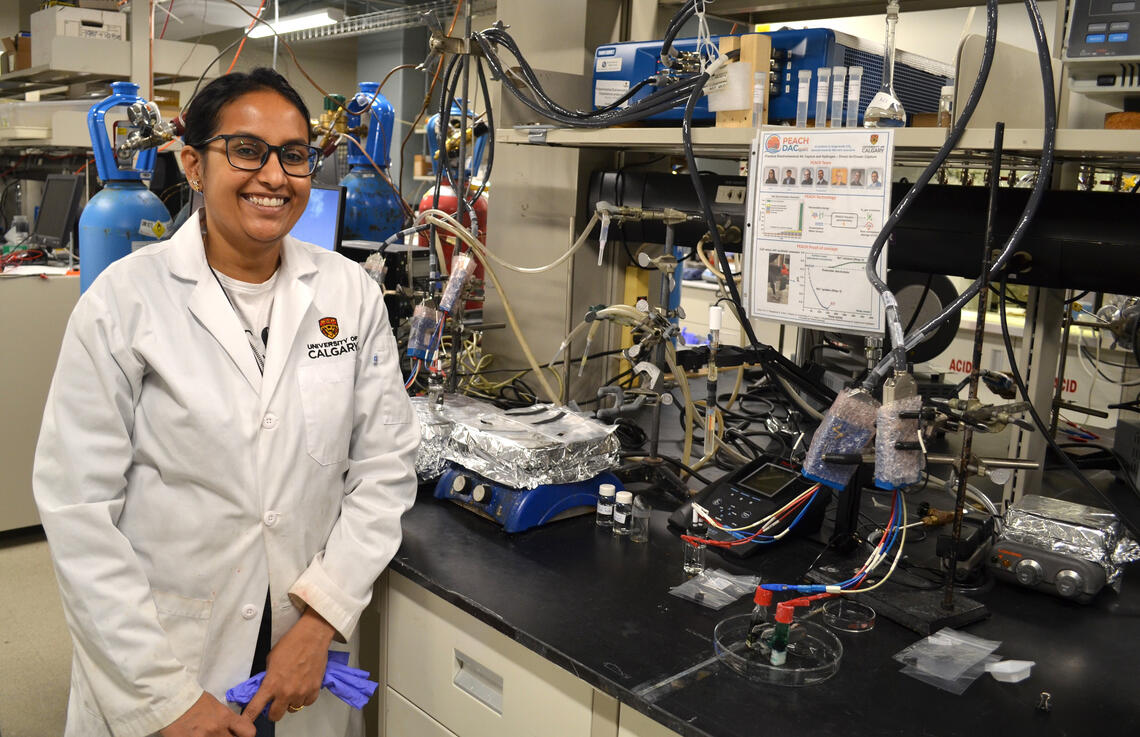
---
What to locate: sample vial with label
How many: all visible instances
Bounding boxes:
[612,491,634,536]
[683,507,707,574]
[630,495,651,543]
[596,483,616,527]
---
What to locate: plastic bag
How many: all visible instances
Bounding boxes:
[893,628,1002,682]
[669,569,761,610]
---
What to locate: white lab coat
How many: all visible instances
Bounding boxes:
[33,213,419,737]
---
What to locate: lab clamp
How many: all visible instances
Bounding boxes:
[78,81,175,293]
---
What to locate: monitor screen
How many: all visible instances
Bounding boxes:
[289,185,344,251]
[33,175,84,248]
[735,462,798,499]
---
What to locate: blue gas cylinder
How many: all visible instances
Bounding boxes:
[341,169,404,242]
[79,181,171,292]
[339,82,403,242]
[78,81,172,293]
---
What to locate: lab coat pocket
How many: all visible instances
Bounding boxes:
[297,359,355,465]
[152,590,214,676]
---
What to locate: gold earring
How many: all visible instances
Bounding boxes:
[190,179,200,191]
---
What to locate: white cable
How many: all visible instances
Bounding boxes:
[844,491,907,593]
[422,209,600,274]
[415,210,559,403]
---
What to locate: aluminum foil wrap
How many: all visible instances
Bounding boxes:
[410,394,483,481]
[1001,495,1140,584]
[435,400,619,489]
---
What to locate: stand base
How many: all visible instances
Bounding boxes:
[806,565,988,636]
[617,457,691,502]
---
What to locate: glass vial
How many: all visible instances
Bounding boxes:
[630,495,651,543]
[612,491,633,536]
[683,507,707,574]
[938,85,954,127]
[595,483,616,527]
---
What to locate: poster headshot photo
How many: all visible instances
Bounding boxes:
[765,168,778,184]
[781,168,797,185]
[815,167,829,185]
[800,167,814,185]
[868,169,883,187]
[849,168,865,186]
[830,167,848,186]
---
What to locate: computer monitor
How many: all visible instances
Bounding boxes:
[32,175,84,249]
[289,184,345,251]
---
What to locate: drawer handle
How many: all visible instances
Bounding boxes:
[453,649,503,715]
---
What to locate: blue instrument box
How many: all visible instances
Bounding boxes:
[592,29,953,125]
[434,465,623,533]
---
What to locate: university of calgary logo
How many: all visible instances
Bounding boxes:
[870,134,880,145]
[319,317,339,340]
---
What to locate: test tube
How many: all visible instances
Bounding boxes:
[796,70,811,128]
[830,67,847,128]
[846,66,864,128]
[815,67,831,127]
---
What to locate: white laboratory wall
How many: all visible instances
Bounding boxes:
[764,1,1059,66]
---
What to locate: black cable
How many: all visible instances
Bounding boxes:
[864,0,999,377]
[998,272,1138,536]
[468,57,495,205]
[903,273,934,334]
[871,0,1056,388]
[680,71,759,351]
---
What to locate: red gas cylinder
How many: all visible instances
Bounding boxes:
[418,182,488,312]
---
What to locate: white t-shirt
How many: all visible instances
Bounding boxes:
[215,270,278,372]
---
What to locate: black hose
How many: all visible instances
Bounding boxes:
[680,71,759,350]
[862,0,1000,381]
[997,272,1138,536]
[867,0,1058,389]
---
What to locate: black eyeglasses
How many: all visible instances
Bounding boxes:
[193,134,321,177]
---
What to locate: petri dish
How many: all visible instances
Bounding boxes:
[822,599,877,633]
[713,614,842,686]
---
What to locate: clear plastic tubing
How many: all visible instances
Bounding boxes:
[815,67,831,127]
[795,70,812,128]
[830,67,847,129]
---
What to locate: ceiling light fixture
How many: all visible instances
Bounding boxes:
[247,8,345,38]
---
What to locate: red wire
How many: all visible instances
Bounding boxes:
[224,0,268,75]
[681,488,818,549]
[159,0,175,39]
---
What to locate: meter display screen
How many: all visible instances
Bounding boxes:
[735,462,798,499]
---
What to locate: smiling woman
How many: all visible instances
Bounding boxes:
[181,70,316,284]
[33,67,419,737]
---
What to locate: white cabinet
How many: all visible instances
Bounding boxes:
[618,704,684,737]
[385,571,608,737]
[385,687,458,737]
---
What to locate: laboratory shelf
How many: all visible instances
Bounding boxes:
[497,125,1140,164]
[0,37,219,98]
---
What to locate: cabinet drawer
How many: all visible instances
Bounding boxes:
[386,687,457,737]
[618,704,683,737]
[387,572,594,737]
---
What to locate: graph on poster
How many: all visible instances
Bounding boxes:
[801,256,876,319]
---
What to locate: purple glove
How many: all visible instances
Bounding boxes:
[226,650,379,713]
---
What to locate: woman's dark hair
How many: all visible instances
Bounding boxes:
[183,68,310,147]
